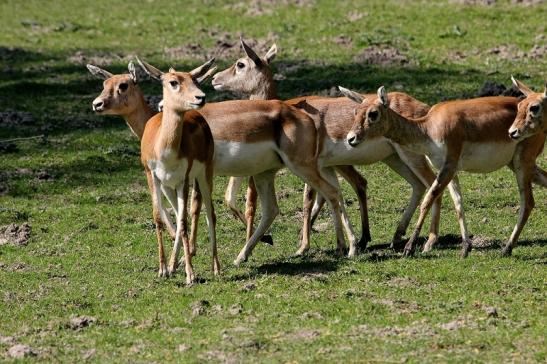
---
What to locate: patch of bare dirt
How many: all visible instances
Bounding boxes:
[68,51,132,66]
[346,10,367,22]
[0,110,35,126]
[450,0,497,5]
[439,316,477,330]
[487,44,547,61]
[354,45,409,66]
[191,300,210,317]
[471,235,497,248]
[287,329,321,340]
[0,223,31,246]
[67,316,96,330]
[226,0,314,16]
[332,35,353,47]
[7,344,38,359]
[511,0,545,5]
[350,322,436,338]
[166,31,277,61]
[199,350,237,364]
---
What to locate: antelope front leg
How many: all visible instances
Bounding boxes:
[322,167,358,257]
[502,156,535,256]
[404,161,458,257]
[148,171,168,277]
[169,181,193,284]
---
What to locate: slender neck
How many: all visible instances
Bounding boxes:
[249,74,278,100]
[156,107,185,153]
[384,109,430,146]
[122,93,155,140]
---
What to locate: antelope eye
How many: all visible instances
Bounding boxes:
[169,80,179,88]
[530,105,540,114]
[368,110,378,120]
[236,62,245,69]
[119,83,128,91]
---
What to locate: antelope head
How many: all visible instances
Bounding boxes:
[509,76,547,141]
[211,37,277,94]
[87,62,144,115]
[137,57,216,112]
[341,86,390,147]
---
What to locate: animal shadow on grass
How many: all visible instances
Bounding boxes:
[229,249,343,280]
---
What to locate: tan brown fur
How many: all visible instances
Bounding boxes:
[509,77,547,141]
[137,59,219,284]
[348,87,546,257]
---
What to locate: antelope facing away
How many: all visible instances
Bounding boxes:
[137,58,219,284]
[211,39,456,257]
[345,86,546,257]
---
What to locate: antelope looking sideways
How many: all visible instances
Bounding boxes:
[212,38,371,250]
[509,78,547,142]
[88,60,218,280]
[345,85,546,257]
[139,60,350,266]
[211,39,455,256]
[137,58,219,284]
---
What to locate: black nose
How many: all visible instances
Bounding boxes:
[348,135,357,147]
[509,130,519,139]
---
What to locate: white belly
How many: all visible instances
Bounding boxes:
[459,142,516,173]
[148,150,204,189]
[213,140,283,176]
[321,137,394,166]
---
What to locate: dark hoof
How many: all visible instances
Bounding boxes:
[402,248,414,257]
[260,234,274,245]
[501,247,512,257]
[357,237,369,251]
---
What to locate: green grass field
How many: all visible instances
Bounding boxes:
[0,0,546,362]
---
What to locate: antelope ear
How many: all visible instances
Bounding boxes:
[511,75,533,97]
[86,64,114,80]
[240,37,262,66]
[197,66,217,84]
[128,61,138,83]
[338,86,364,104]
[189,58,215,79]
[264,43,277,64]
[136,57,164,82]
[377,86,388,107]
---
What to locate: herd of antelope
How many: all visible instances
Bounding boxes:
[87,39,546,285]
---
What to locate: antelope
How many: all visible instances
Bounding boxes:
[136,58,218,284]
[345,85,546,257]
[213,39,278,246]
[211,38,370,250]
[138,62,350,266]
[87,60,217,279]
[509,78,547,141]
[210,39,457,257]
